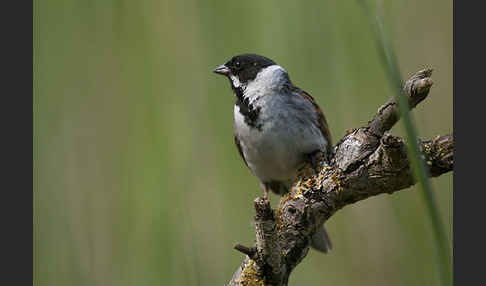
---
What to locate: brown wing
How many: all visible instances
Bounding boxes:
[234,134,249,168]
[298,90,333,147]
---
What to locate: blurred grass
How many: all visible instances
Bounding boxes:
[34,0,453,285]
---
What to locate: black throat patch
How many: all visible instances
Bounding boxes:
[234,86,263,131]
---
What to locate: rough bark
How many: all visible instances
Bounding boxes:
[228,69,453,286]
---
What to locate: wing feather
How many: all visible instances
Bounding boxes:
[298,90,333,148]
[234,134,249,168]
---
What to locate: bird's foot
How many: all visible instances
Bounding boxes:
[306,150,323,174]
[260,183,270,202]
[263,188,269,201]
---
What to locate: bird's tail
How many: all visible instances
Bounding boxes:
[310,224,332,253]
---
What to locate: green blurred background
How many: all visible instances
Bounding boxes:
[34,0,452,285]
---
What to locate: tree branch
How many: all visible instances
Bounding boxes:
[368,68,433,137]
[227,69,453,286]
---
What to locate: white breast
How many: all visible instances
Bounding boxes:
[234,94,327,183]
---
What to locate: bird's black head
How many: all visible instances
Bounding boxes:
[213,54,276,88]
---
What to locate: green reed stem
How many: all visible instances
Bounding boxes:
[357,1,452,285]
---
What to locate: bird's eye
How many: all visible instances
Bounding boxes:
[235,61,241,68]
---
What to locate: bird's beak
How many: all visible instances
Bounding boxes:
[213,64,231,76]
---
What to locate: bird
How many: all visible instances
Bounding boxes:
[213,53,333,253]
